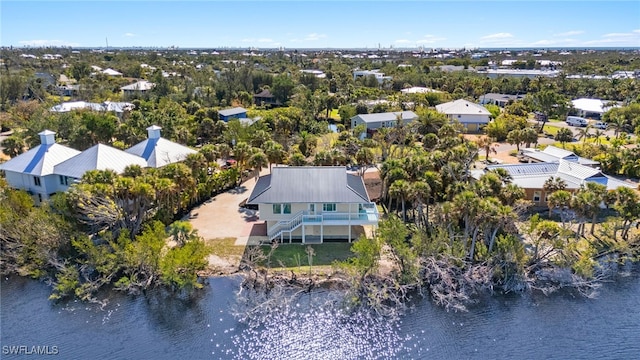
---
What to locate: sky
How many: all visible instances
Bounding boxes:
[1,1,639,49]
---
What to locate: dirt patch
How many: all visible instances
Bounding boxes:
[364,170,382,202]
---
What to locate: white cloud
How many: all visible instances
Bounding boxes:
[584,30,640,46]
[553,30,584,37]
[124,32,136,37]
[304,33,327,41]
[481,32,514,40]
[19,39,79,47]
[395,39,411,44]
[530,38,577,46]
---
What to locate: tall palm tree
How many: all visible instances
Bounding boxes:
[475,136,498,163]
[248,150,268,181]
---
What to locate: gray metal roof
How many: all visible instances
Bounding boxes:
[0,143,80,176]
[125,137,197,168]
[219,107,248,117]
[247,166,371,204]
[54,144,147,179]
[520,146,600,166]
[436,99,491,115]
[351,111,418,124]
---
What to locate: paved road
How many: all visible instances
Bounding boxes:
[537,119,633,140]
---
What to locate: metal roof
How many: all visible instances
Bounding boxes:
[571,98,619,114]
[0,143,80,176]
[520,146,600,166]
[351,111,418,124]
[54,144,147,179]
[247,166,371,204]
[219,107,248,117]
[436,99,491,116]
[125,137,197,168]
[50,101,134,113]
[120,80,155,91]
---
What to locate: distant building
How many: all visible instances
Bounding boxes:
[517,145,600,167]
[571,98,619,119]
[300,69,326,78]
[253,89,280,107]
[400,87,441,94]
[352,69,392,84]
[219,107,248,122]
[480,93,525,107]
[50,101,134,115]
[121,80,155,96]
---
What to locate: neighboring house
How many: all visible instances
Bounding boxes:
[352,69,392,84]
[300,69,326,78]
[435,99,491,132]
[518,145,600,167]
[121,80,155,96]
[53,144,148,191]
[350,111,418,137]
[484,160,635,206]
[480,93,525,107]
[49,101,134,116]
[0,126,197,203]
[219,107,248,121]
[0,130,80,203]
[57,84,80,97]
[400,87,441,94]
[253,89,280,107]
[246,166,379,243]
[101,68,123,77]
[571,98,619,119]
[125,125,197,168]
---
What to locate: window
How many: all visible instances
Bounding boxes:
[533,191,541,202]
[323,203,336,212]
[33,176,41,187]
[59,175,69,186]
[272,203,291,214]
[309,204,315,212]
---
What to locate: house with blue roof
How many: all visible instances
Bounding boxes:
[246,166,379,243]
[219,107,248,122]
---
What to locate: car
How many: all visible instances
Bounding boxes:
[594,121,608,130]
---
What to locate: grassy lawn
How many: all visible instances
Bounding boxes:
[329,108,340,120]
[543,124,561,136]
[205,237,245,258]
[257,243,354,268]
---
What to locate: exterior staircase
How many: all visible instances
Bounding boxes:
[267,211,305,242]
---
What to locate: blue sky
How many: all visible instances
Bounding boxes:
[2,1,639,48]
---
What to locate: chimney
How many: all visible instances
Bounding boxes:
[146,125,162,139]
[38,129,56,145]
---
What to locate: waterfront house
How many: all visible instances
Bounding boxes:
[0,130,80,203]
[483,160,635,206]
[246,166,379,243]
[53,144,148,191]
[435,99,491,132]
[125,125,197,168]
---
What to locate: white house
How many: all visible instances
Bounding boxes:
[571,98,619,119]
[50,101,134,114]
[435,99,491,132]
[1,125,197,203]
[400,87,441,94]
[350,111,418,137]
[0,130,80,203]
[53,144,148,190]
[121,80,155,96]
[246,166,379,243]
[101,68,123,77]
[352,69,392,84]
[480,93,525,107]
[125,125,197,168]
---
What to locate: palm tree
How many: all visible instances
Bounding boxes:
[555,128,574,148]
[576,124,592,144]
[389,179,413,222]
[475,136,498,163]
[248,150,268,181]
[547,190,572,222]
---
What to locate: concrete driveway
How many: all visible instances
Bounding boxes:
[188,168,269,245]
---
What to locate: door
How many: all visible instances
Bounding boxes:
[308,203,315,215]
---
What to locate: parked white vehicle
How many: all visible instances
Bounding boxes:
[566,116,588,127]
[593,121,608,130]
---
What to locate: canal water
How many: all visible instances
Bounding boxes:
[1,270,639,359]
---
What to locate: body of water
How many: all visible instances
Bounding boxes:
[1,271,639,359]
